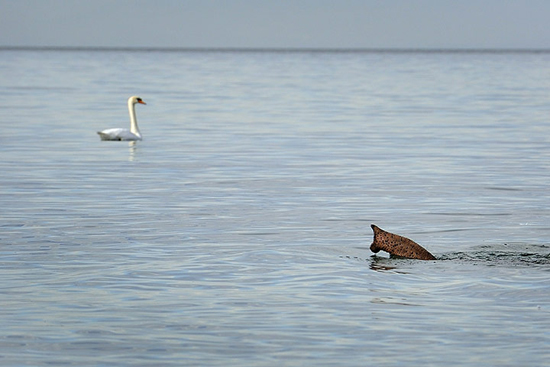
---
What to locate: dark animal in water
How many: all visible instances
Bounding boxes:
[370,224,436,260]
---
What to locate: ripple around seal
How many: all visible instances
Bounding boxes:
[439,243,550,268]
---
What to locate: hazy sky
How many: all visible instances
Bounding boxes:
[1,0,549,49]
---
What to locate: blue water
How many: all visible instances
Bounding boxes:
[0,49,549,366]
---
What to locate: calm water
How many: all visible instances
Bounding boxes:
[0,49,549,366]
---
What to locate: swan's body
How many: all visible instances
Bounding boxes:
[98,96,146,141]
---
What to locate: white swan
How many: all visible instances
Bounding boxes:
[97,96,146,141]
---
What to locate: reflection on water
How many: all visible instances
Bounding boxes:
[128,141,137,161]
[0,49,549,366]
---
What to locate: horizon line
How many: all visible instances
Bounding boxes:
[2,45,550,53]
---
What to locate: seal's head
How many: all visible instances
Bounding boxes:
[370,224,384,253]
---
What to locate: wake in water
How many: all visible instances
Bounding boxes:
[438,243,550,267]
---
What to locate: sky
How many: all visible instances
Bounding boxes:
[1,0,550,49]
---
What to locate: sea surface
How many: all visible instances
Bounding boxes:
[0,48,549,366]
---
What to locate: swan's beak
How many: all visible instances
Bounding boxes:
[138,100,146,105]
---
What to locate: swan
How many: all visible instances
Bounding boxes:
[97,96,146,141]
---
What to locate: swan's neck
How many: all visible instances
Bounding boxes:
[128,100,141,138]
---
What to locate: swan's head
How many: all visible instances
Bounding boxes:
[128,96,146,105]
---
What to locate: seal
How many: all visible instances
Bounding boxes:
[370,224,436,260]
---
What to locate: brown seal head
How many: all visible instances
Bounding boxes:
[370,224,436,260]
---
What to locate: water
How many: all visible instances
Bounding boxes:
[0,48,549,366]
